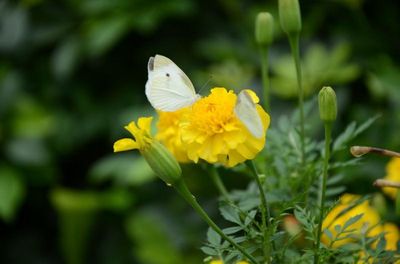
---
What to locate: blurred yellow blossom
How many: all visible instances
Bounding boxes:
[382,158,400,199]
[382,222,400,251]
[156,108,191,162]
[321,194,382,248]
[180,87,270,167]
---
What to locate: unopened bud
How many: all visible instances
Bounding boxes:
[279,0,302,35]
[141,141,182,185]
[255,12,274,46]
[318,86,337,122]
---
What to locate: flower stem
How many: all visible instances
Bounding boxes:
[173,178,259,264]
[209,166,232,203]
[288,33,305,165]
[260,46,270,111]
[314,122,332,264]
[246,160,271,264]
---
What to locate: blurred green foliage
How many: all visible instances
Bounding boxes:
[1,0,400,263]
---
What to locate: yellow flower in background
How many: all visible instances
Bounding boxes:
[156,108,191,162]
[382,158,400,199]
[180,87,270,167]
[382,222,400,251]
[113,117,153,152]
[321,194,382,248]
[209,260,249,264]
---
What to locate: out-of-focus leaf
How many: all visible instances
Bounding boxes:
[366,57,400,102]
[6,138,50,165]
[51,188,98,264]
[0,3,28,51]
[52,37,81,79]
[11,96,54,138]
[51,188,133,264]
[0,70,21,115]
[84,16,131,57]
[0,166,25,222]
[125,211,185,264]
[89,153,155,186]
[271,42,360,98]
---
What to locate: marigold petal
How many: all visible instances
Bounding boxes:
[138,117,153,134]
[113,138,139,152]
[125,121,139,137]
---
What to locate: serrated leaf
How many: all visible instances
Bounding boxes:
[219,206,242,225]
[223,226,243,235]
[207,228,221,246]
[244,210,257,226]
[200,246,218,256]
[324,228,333,241]
[232,236,247,243]
[342,214,363,230]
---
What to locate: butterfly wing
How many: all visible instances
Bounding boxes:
[234,90,264,138]
[145,55,198,112]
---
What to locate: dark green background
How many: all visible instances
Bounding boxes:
[1,0,399,263]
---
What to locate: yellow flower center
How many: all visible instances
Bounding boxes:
[190,88,238,135]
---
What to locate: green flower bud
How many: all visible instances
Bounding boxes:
[255,12,274,46]
[141,141,182,186]
[279,0,302,35]
[318,86,337,122]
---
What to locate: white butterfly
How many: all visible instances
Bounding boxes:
[145,54,200,112]
[234,90,264,138]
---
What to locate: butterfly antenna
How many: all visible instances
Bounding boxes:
[198,75,213,95]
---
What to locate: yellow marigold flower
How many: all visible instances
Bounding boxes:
[180,87,270,167]
[156,108,191,163]
[113,117,182,185]
[321,194,382,248]
[382,158,400,199]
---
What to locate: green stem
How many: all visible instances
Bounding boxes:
[260,46,270,111]
[246,160,271,264]
[288,33,305,165]
[173,179,259,264]
[209,166,232,203]
[314,122,332,264]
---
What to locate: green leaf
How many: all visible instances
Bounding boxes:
[0,167,25,222]
[89,153,155,186]
[342,214,363,231]
[223,226,243,235]
[207,228,221,246]
[333,122,356,152]
[125,211,184,264]
[200,246,218,256]
[219,205,242,225]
